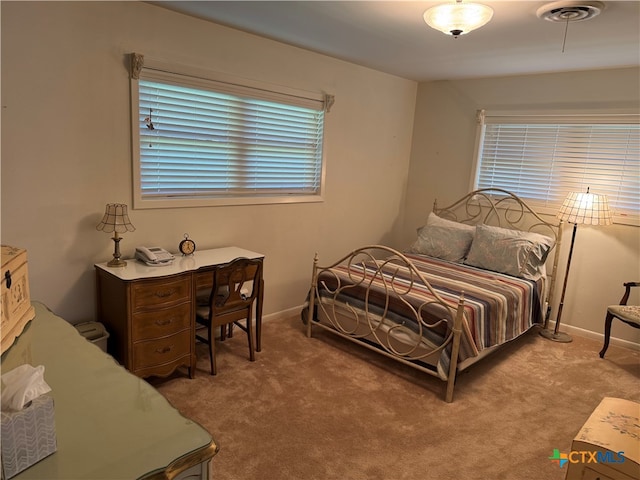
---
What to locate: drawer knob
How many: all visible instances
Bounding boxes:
[156,345,173,354]
[4,270,11,289]
[156,317,175,326]
[154,289,176,298]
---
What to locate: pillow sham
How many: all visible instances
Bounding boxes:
[464,224,554,280]
[408,213,475,263]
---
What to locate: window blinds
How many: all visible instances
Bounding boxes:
[475,111,640,220]
[130,54,329,207]
[138,79,324,199]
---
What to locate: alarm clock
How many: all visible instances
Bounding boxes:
[179,233,196,256]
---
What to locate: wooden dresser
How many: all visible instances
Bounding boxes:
[95,247,264,378]
[96,270,195,378]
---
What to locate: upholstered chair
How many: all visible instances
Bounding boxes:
[599,282,640,358]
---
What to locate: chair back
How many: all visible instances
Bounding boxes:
[209,257,262,314]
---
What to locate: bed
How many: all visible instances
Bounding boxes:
[302,188,562,402]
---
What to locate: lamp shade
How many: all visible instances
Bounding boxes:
[96,203,136,233]
[557,191,612,225]
[424,1,494,37]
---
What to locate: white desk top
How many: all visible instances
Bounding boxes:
[95,246,264,281]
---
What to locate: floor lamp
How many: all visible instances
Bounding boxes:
[540,188,612,342]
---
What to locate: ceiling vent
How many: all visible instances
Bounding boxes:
[536,1,606,23]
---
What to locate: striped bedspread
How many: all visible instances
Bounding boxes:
[405,254,544,355]
[316,253,545,359]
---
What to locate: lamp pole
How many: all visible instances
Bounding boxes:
[540,188,611,343]
[541,221,577,343]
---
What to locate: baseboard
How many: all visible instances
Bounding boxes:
[265,306,640,353]
[263,305,304,322]
[542,321,640,352]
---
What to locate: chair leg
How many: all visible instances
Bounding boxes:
[246,311,255,362]
[208,325,217,375]
[220,324,227,341]
[256,278,264,352]
[599,313,614,358]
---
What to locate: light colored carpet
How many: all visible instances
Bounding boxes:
[152,316,640,480]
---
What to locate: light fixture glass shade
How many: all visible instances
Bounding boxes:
[96,203,136,233]
[423,2,494,37]
[557,191,612,225]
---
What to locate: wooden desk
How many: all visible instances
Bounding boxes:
[2,302,217,479]
[95,247,264,378]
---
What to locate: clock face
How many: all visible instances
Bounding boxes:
[179,236,196,255]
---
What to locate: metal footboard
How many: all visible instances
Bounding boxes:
[306,245,466,403]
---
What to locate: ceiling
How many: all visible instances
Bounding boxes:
[154,1,640,82]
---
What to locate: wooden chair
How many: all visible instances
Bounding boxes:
[195,257,263,375]
[599,281,640,358]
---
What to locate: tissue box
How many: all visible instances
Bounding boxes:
[0,394,57,479]
[1,245,36,355]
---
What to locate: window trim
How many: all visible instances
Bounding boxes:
[470,109,640,226]
[129,53,331,209]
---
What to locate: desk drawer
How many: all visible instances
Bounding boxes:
[194,271,213,291]
[132,302,191,341]
[132,276,191,311]
[133,330,191,370]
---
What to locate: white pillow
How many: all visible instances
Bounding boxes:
[464,224,554,280]
[408,213,475,263]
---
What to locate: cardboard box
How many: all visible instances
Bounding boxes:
[0,394,57,479]
[1,245,36,355]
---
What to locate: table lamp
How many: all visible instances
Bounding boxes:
[96,203,136,267]
[540,188,612,342]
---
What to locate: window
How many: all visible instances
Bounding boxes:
[130,54,332,208]
[472,110,640,224]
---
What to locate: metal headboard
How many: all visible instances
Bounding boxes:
[433,188,562,323]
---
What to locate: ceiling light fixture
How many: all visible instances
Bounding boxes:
[423,0,494,38]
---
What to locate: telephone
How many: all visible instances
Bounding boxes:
[135,246,175,266]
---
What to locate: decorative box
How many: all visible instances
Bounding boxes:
[1,245,36,355]
[565,397,640,480]
[0,394,57,479]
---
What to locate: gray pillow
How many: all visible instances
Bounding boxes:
[464,224,554,279]
[408,213,475,263]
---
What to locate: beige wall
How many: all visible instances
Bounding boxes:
[1,2,417,321]
[2,1,638,348]
[406,67,640,345]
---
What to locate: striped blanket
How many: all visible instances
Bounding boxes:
[314,253,545,362]
[405,254,544,354]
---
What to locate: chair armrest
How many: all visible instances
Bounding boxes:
[619,282,640,305]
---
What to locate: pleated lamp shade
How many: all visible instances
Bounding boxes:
[96,203,136,233]
[557,190,612,225]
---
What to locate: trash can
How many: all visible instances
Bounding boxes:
[75,322,109,352]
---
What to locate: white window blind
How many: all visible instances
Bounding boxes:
[130,54,330,208]
[473,111,640,223]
